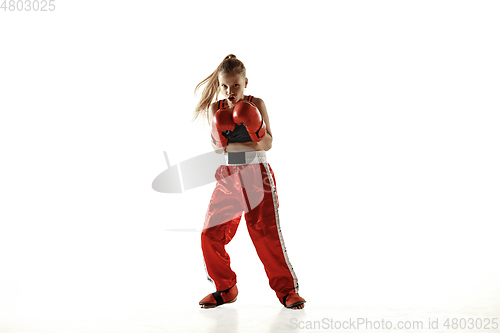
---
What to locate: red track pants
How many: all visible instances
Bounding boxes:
[201,152,299,300]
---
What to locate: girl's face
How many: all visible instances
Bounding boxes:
[218,72,248,107]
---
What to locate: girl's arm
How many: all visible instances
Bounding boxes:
[208,102,225,154]
[253,98,273,151]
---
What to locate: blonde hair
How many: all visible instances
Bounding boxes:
[193,54,246,123]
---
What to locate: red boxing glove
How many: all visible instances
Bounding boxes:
[232,101,266,142]
[211,108,235,148]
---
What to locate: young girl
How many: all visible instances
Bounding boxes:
[192,54,306,310]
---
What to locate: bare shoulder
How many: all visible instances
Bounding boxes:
[207,101,219,123]
[250,97,269,115]
[251,97,266,109]
[209,101,219,115]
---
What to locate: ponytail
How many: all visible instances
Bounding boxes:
[193,54,246,123]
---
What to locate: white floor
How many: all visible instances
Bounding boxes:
[1,231,499,333]
[1,290,499,333]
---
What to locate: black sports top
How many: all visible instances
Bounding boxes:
[218,95,255,144]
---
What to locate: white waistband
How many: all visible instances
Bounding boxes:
[224,151,267,165]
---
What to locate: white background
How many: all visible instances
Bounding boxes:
[1,1,499,332]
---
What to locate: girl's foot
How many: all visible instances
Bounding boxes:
[199,285,238,309]
[281,293,306,310]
